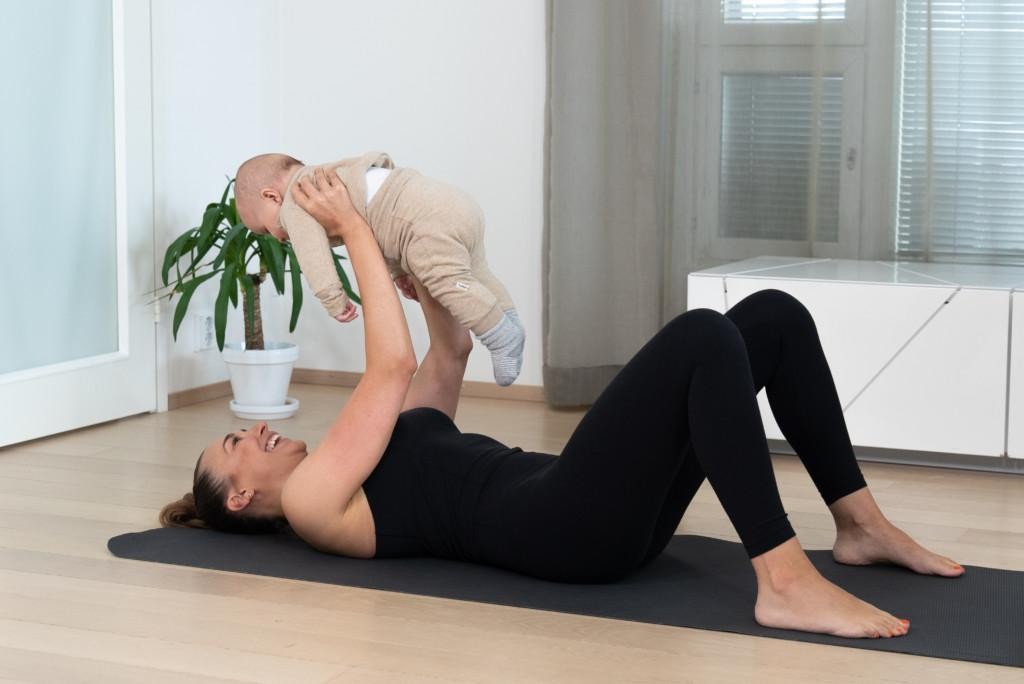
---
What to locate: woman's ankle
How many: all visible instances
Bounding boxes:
[828,487,887,533]
[751,537,818,593]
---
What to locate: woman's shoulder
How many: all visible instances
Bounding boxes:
[399,406,456,423]
[390,406,459,440]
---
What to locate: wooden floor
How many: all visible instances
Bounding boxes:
[1,384,1022,683]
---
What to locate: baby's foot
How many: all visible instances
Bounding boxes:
[478,312,524,386]
[506,308,525,336]
[834,520,964,577]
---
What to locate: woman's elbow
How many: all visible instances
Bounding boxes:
[365,355,418,380]
[389,354,419,378]
[399,355,419,377]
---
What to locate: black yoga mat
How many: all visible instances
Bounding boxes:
[108,529,1023,668]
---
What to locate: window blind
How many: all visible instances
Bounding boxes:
[723,0,845,23]
[896,0,1024,261]
[720,73,843,241]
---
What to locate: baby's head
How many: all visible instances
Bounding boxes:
[234,153,304,239]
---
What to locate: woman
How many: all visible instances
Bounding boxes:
[163,168,963,639]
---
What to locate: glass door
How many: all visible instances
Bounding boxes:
[0,0,156,446]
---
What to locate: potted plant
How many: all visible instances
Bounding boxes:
[160,178,359,419]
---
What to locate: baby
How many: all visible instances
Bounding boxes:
[234,151,524,386]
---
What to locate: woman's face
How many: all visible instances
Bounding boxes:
[199,422,307,513]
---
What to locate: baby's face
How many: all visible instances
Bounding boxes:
[238,194,288,242]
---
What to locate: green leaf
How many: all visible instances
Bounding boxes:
[333,253,361,305]
[258,235,286,294]
[284,243,303,332]
[212,223,247,269]
[170,270,219,339]
[198,205,224,247]
[183,220,228,280]
[170,205,220,280]
[174,233,201,286]
[214,262,237,351]
[220,178,235,208]
[161,230,197,287]
[241,231,258,258]
[225,197,239,226]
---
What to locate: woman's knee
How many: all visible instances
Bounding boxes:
[666,308,746,358]
[743,289,816,331]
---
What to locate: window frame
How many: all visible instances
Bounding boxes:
[696,47,865,260]
[700,0,867,47]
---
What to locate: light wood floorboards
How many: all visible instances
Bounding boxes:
[1,384,1022,682]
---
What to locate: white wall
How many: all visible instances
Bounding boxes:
[153,0,547,394]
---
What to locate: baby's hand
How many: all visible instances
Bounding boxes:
[394,274,420,301]
[334,302,359,323]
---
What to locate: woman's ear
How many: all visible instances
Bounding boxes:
[227,489,254,513]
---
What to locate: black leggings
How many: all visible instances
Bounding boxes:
[477,289,867,583]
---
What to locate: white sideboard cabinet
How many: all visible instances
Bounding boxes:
[687,258,1024,469]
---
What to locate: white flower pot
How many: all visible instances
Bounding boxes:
[221,342,300,420]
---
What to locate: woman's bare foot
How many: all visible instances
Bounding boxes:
[833,520,964,577]
[829,488,964,577]
[752,538,910,639]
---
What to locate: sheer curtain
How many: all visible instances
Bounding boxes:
[544,0,666,406]
[545,0,855,406]
[545,0,1024,406]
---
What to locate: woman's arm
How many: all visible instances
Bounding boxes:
[282,168,417,553]
[401,278,473,420]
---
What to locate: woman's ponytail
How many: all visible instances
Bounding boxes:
[159,492,207,529]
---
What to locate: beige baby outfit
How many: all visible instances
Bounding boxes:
[279,152,515,335]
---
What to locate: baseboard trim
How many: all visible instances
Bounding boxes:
[291,368,545,403]
[167,381,232,410]
[289,368,364,388]
[168,370,545,410]
[768,439,1024,475]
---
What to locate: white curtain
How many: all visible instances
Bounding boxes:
[544,0,665,406]
[546,0,1024,406]
[545,0,848,406]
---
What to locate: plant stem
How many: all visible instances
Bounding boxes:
[244,272,266,350]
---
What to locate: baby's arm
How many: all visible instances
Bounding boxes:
[280,202,356,322]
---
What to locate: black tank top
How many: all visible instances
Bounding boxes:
[362,407,538,560]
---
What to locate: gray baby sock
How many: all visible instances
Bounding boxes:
[478,310,525,387]
[505,308,525,336]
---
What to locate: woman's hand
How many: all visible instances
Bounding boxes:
[292,167,359,238]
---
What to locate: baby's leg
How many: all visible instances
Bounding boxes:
[470,248,516,315]
[471,248,525,385]
[405,232,525,386]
